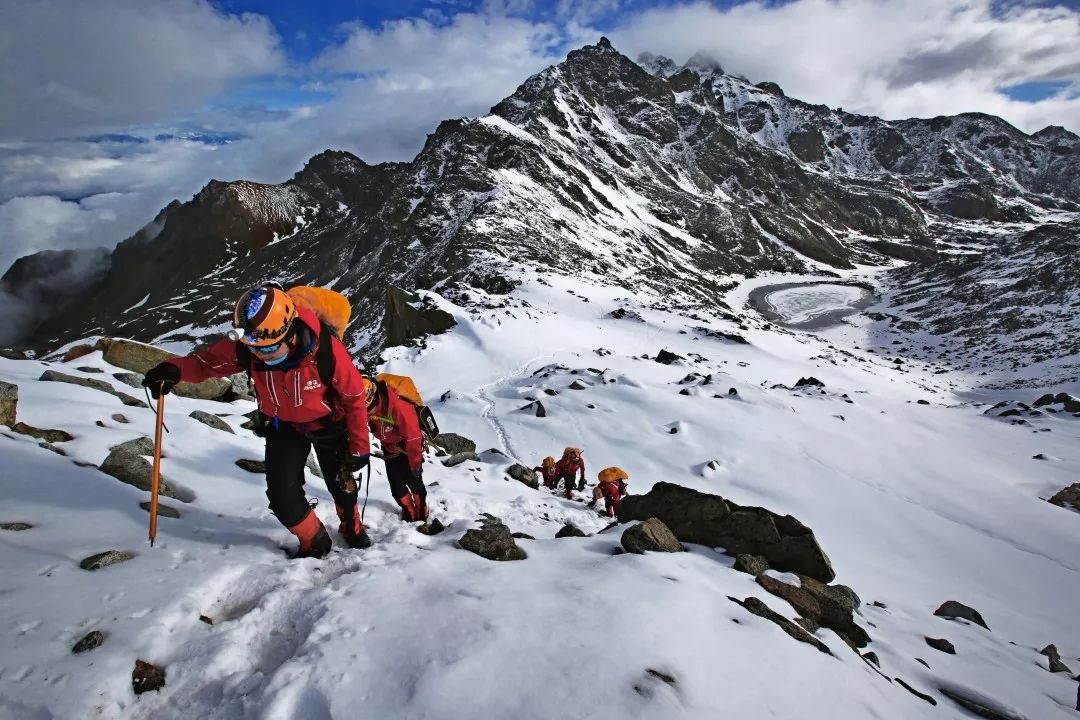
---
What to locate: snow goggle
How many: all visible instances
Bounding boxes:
[252,341,283,355]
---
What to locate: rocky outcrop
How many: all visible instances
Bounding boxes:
[728,596,832,655]
[458,515,527,561]
[617,482,835,582]
[756,571,870,648]
[11,422,74,443]
[39,370,147,408]
[734,554,770,576]
[189,411,234,434]
[621,518,684,554]
[507,463,539,489]
[432,433,476,455]
[1048,483,1080,511]
[99,338,232,401]
[934,600,989,630]
[383,286,456,348]
[1038,644,1073,674]
[0,381,16,427]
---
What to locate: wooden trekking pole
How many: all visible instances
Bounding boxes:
[148,382,166,546]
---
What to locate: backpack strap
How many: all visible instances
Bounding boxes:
[235,341,252,377]
[315,321,337,389]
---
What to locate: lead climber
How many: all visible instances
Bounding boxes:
[554,447,586,499]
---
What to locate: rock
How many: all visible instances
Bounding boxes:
[1048,483,1080,511]
[917,399,930,405]
[1039,644,1073,674]
[306,452,323,478]
[418,518,446,536]
[432,433,476,455]
[621,517,684,554]
[794,376,824,388]
[934,601,989,630]
[727,596,831,654]
[235,458,265,473]
[139,501,181,519]
[543,388,559,396]
[617,482,835,582]
[0,522,33,531]
[39,370,148,408]
[62,344,96,362]
[228,372,254,400]
[110,436,156,456]
[518,400,547,417]
[511,532,535,540]
[555,523,587,538]
[831,584,861,610]
[72,630,105,654]
[111,372,143,389]
[608,307,643,321]
[1032,453,1047,460]
[458,516,526,561]
[507,463,539,489]
[383,286,457,348]
[79,550,136,571]
[76,366,104,373]
[111,413,130,424]
[757,572,871,648]
[189,410,235,434]
[132,659,166,695]
[568,380,588,390]
[442,452,479,467]
[99,450,189,501]
[39,441,66,455]
[895,678,937,706]
[862,651,880,667]
[925,637,956,654]
[0,381,17,427]
[11,422,74,443]
[937,686,1022,719]
[734,554,770,576]
[727,387,738,396]
[101,338,231,400]
[654,349,683,365]
[199,615,214,625]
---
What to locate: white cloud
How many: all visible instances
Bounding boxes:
[609,0,1080,132]
[0,0,286,142]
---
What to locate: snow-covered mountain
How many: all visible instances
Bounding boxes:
[5,38,1078,382]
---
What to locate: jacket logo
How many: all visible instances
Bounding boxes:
[303,379,322,391]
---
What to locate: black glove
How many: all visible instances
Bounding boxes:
[344,454,370,474]
[143,362,181,399]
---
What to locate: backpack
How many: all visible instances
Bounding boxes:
[374,373,440,441]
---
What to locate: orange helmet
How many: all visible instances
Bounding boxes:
[563,447,581,462]
[232,285,296,347]
[598,467,628,485]
[542,456,556,468]
[362,377,378,408]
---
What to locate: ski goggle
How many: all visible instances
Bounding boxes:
[252,341,283,355]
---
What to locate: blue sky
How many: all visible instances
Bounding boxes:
[1,0,1079,276]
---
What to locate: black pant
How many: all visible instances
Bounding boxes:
[559,472,580,493]
[265,422,356,527]
[385,454,426,508]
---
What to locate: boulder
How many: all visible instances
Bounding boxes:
[306,452,323,478]
[111,372,143,389]
[12,422,73,443]
[100,338,230,400]
[1,522,33,531]
[1039,644,1073,674]
[925,637,956,655]
[555,523,588,538]
[62,344,96,362]
[617,482,835,582]
[621,518,685,554]
[727,596,831,655]
[235,458,265,474]
[76,366,103,373]
[442,452,479,467]
[132,659,166,695]
[507,463,539,489]
[432,433,476,455]
[189,411,234,434]
[72,630,105,654]
[110,436,156,456]
[79,550,136,571]
[417,518,446,536]
[734,554,770,576]
[933,601,989,630]
[757,572,870,648]
[519,400,547,417]
[896,679,937,706]
[568,380,588,390]
[383,286,456,348]
[99,450,189,501]
[654,349,683,365]
[0,380,17,426]
[794,376,824,388]
[1048,483,1080,511]
[111,413,130,424]
[937,686,1021,720]
[139,501,181,519]
[39,370,148,408]
[458,516,526,561]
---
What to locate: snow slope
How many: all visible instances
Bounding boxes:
[1,269,1079,719]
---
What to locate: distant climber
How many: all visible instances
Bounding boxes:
[364,376,429,522]
[142,283,372,558]
[534,456,559,489]
[588,467,628,517]
[554,447,586,499]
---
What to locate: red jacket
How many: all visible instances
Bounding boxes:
[369,383,424,471]
[534,465,560,485]
[555,456,585,481]
[167,306,371,457]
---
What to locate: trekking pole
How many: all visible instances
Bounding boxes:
[361,463,371,523]
[148,383,166,547]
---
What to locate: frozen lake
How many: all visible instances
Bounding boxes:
[748,282,876,329]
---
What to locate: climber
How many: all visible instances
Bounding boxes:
[142,283,372,558]
[588,467,628,517]
[364,376,428,522]
[554,447,586,499]
[534,456,559,489]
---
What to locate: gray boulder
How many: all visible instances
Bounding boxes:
[0,380,16,427]
[12,422,74,443]
[617,482,835,582]
[934,601,989,630]
[100,338,230,400]
[189,410,235,434]
[432,433,476,455]
[235,458,265,473]
[507,463,539,489]
[733,554,770,577]
[110,436,156,456]
[756,572,871,648]
[442,452,479,467]
[99,450,190,501]
[555,523,587,538]
[72,630,105,654]
[458,516,526,561]
[383,286,457,348]
[139,501,181,519]
[80,550,136,571]
[728,596,831,655]
[1,522,33,531]
[1048,483,1080,511]
[1039,644,1073,674]
[112,372,143,389]
[925,637,956,655]
[39,370,148,408]
[621,518,685,554]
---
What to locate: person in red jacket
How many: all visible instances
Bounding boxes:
[554,447,586,499]
[142,284,372,559]
[534,456,559,489]
[588,467,628,517]
[363,377,428,522]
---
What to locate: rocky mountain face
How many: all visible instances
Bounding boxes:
[5,38,1079,378]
